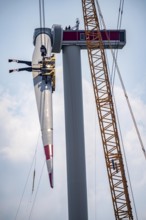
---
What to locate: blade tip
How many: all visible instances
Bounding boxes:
[49,173,54,188]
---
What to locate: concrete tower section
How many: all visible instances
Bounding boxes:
[63,45,88,220]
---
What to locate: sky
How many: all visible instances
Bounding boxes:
[0,0,146,220]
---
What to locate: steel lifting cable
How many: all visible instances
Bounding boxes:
[97,8,111,90]
[28,160,45,220]
[110,0,124,92]
[31,133,39,194]
[110,1,138,219]
[95,0,139,217]
[28,87,46,220]
[42,0,46,31]
[118,0,124,31]
[39,0,46,48]
[95,0,140,218]
[22,133,40,220]
[14,163,33,220]
[114,97,139,220]
[32,155,36,194]
[14,132,40,220]
[27,86,46,219]
[95,0,146,160]
[39,0,43,46]
[42,0,46,47]
[39,0,42,30]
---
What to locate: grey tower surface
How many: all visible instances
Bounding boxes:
[63,45,88,220]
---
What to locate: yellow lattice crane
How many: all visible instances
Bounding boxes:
[81,0,133,219]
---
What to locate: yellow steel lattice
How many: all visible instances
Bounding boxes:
[81,0,133,219]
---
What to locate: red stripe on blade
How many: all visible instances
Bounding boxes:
[44,145,53,160]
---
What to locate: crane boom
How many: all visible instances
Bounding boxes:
[81,0,133,219]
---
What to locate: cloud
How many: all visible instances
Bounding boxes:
[0,65,69,220]
[0,84,40,162]
[0,64,146,220]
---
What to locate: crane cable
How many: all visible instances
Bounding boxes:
[114,101,139,220]
[110,0,124,92]
[22,138,39,220]
[32,150,37,194]
[14,132,40,220]
[28,82,50,219]
[95,0,146,160]
[39,0,43,46]
[95,0,139,218]
[39,0,46,51]
[110,0,139,208]
[27,82,49,219]
[14,2,47,219]
[28,160,45,220]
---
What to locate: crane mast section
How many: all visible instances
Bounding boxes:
[82,0,133,219]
